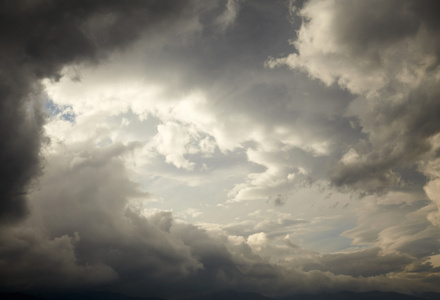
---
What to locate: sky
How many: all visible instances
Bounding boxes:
[1,0,440,298]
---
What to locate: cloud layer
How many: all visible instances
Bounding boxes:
[1,0,440,299]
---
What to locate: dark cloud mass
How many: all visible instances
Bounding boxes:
[1,0,440,299]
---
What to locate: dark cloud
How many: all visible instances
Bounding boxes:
[0,137,282,297]
[0,0,193,223]
[0,225,117,290]
[3,1,440,298]
[29,142,200,283]
[330,1,436,55]
[330,80,440,194]
[0,77,43,223]
[0,140,314,297]
[0,137,435,298]
[0,140,202,295]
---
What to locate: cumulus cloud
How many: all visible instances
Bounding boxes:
[0,140,195,292]
[2,136,437,297]
[3,0,440,298]
[247,232,269,250]
[0,0,195,223]
[0,140,397,297]
[0,226,117,289]
[269,0,440,195]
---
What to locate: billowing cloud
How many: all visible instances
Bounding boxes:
[2,0,440,299]
[0,0,196,223]
[2,140,428,297]
[269,0,440,196]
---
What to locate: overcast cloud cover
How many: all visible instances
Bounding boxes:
[1,0,440,299]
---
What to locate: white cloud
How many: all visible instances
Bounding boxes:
[153,121,197,170]
[216,0,241,31]
[247,232,268,251]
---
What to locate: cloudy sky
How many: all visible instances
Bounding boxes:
[1,0,440,298]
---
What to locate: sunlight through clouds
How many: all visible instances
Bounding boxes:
[1,1,440,299]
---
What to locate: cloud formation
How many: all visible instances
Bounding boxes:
[0,0,195,223]
[269,0,440,196]
[1,0,440,299]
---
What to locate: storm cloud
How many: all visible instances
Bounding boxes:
[1,1,440,299]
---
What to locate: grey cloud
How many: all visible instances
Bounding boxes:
[342,199,440,258]
[255,218,310,239]
[63,0,359,196]
[0,140,201,295]
[273,0,440,194]
[329,1,433,55]
[0,140,317,297]
[4,1,440,298]
[0,0,193,223]
[0,226,117,290]
[5,138,437,297]
[221,218,308,239]
[331,81,440,194]
[302,248,413,277]
[0,79,43,223]
[0,138,279,296]
[29,142,201,287]
[268,194,287,207]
